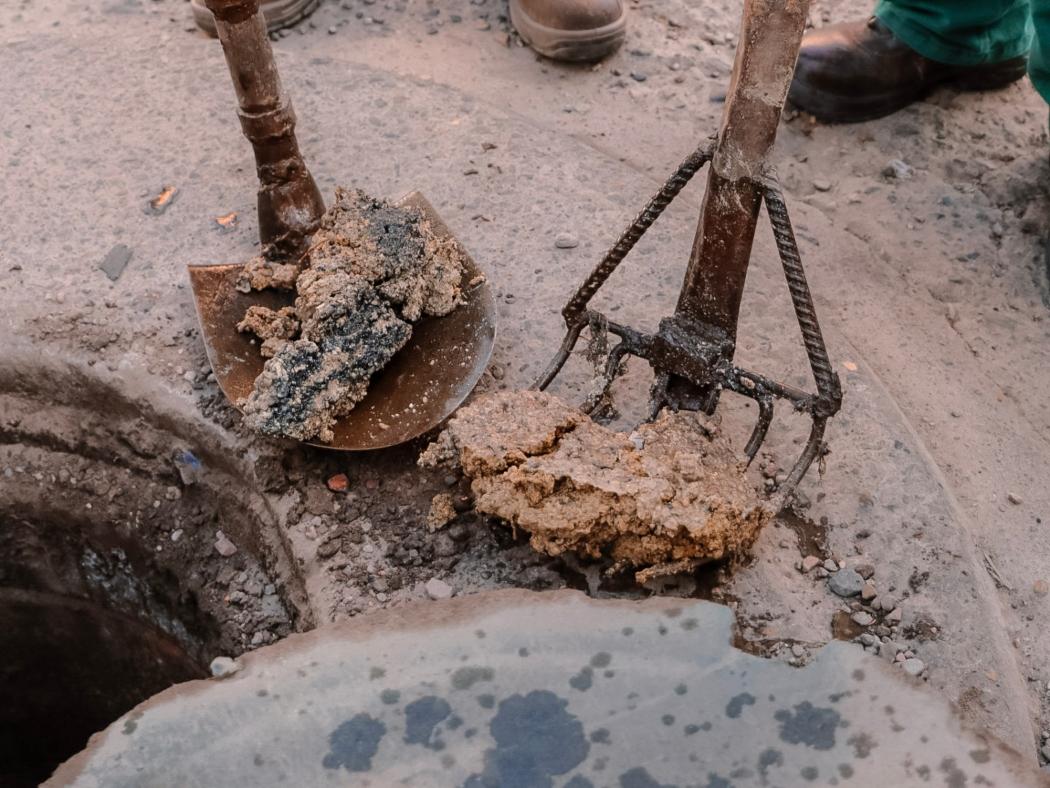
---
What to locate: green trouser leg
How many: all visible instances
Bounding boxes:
[874,0,1050,103]
[1032,2,1050,101]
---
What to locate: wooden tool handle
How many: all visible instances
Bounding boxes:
[205,0,325,255]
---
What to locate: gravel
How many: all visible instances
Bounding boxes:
[425,577,453,600]
[828,567,865,597]
[901,658,926,677]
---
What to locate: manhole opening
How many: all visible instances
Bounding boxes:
[1,363,305,786]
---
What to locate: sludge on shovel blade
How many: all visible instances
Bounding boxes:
[188,191,497,451]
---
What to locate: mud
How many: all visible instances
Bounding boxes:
[238,188,466,442]
[421,391,773,579]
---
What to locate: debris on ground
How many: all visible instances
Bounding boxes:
[146,185,178,215]
[99,244,132,282]
[236,188,466,442]
[420,390,773,580]
[426,492,457,531]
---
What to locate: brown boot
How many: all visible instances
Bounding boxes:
[788,17,1027,123]
[510,0,626,62]
[191,0,320,37]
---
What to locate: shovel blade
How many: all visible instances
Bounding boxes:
[188,191,496,450]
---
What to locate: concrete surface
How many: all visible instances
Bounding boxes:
[2,0,1049,775]
[50,590,1046,787]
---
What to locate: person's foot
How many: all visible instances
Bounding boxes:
[509,0,626,62]
[788,17,1027,123]
[191,0,321,37]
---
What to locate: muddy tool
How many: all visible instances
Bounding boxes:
[188,0,495,450]
[536,0,841,503]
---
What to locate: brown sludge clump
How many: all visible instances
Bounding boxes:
[420,391,774,581]
[235,188,466,443]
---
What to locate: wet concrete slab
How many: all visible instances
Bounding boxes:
[51,590,1043,787]
[0,0,1044,762]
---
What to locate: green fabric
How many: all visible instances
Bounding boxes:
[874,0,1050,102]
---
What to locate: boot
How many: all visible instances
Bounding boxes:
[509,0,626,62]
[788,17,1027,123]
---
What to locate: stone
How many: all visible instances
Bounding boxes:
[800,555,821,573]
[851,611,875,627]
[209,656,241,678]
[902,658,926,677]
[855,563,876,580]
[327,473,350,492]
[99,244,132,281]
[1034,580,1049,596]
[828,568,865,597]
[883,159,913,179]
[822,558,838,572]
[170,529,183,542]
[214,532,238,557]
[1007,493,1022,505]
[425,577,453,600]
[554,232,579,249]
[885,607,903,624]
[812,179,832,192]
[861,582,877,602]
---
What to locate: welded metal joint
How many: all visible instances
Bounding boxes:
[205,0,325,255]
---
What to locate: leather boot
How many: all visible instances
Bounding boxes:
[788,17,1027,123]
[191,0,320,37]
[510,0,626,62]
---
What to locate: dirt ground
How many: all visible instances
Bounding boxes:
[2,0,1050,773]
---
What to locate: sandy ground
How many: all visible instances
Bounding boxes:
[2,0,1050,770]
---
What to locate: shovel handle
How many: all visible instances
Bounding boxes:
[205,0,325,255]
[675,0,810,339]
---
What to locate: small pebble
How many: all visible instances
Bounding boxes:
[1008,492,1023,505]
[800,555,821,573]
[885,607,903,624]
[901,658,925,677]
[214,532,238,557]
[555,232,579,249]
[630,71,648,82]
[425,577,453,600]
[861,582,877,602]
[882,159,914,179]
[828,567,865,597]
[822,558,838,572]
[210,656,241,678]
[851,611,875,627]
[812,179,832,192]
[327,473,350,492]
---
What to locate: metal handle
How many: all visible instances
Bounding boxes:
[674,0,810,340]
[205,0,325,255]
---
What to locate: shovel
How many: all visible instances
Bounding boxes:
[188,0,496,451]
[535,0,842,503]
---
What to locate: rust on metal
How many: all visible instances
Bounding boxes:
[205,0,325,256]
[192,0,496,450]
[535,0,841,502]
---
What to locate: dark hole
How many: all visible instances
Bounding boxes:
[0,517,213,786]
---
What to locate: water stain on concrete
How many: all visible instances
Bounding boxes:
[322,713,387,772]
[773,702,842,750]
[451,666,494,690]
[619,766,678,787]
[404,695,452,749]
[725,692,756,718]
[464,690,589,788]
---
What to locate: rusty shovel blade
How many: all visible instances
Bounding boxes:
[188,191,496,451]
